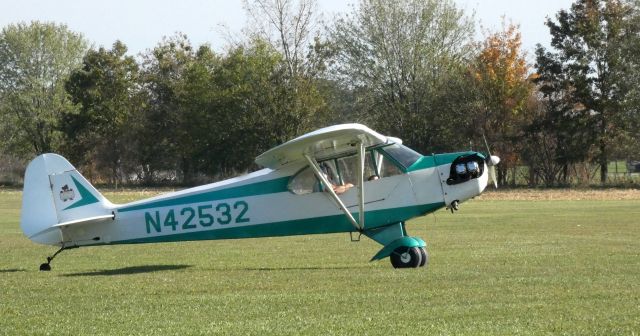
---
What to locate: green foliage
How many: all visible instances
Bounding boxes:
[136,35,327,183]
[63,41,140,183]
[539,0,640,183]
[328,0,476,153]
[136,34,209,183]
[0,21,88,158]
[2,2,640,187]
[527,45,595,186]
[1,190,640,334]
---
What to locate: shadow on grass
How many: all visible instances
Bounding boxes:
[62,264,192,277]
[0,268,27,273]
[240,265,372,272]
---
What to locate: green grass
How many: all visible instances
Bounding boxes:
[1,189,639,335]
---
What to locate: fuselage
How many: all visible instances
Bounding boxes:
[55,148,488,248]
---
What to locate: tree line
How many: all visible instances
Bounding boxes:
[1,0,639,187]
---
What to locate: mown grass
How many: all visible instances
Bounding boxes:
[1,189,639,335]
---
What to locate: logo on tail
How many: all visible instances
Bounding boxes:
[59,185,75,202]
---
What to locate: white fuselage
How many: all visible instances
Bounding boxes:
[54,159,487,247]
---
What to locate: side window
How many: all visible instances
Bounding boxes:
[335,153,381,184]
[287,149,403,195]
[372,150,402,178]
[288,167,319,195]
[380,155,402,177]
[335,155,358,186]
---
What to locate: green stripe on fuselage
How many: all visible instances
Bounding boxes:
[109,202,444,245]
[407,151,483,172]
[118,176,291,213]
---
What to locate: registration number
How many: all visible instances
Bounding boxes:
[144,201,250,233]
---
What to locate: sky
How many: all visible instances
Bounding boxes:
[1,0,576,59]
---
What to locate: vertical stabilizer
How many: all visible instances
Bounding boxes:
[21,154,113,245]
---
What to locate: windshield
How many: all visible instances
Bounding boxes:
[380,144,422,168]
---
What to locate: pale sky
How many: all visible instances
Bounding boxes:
[1,0,575,59]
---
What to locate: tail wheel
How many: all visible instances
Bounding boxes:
[419,247,428,267]
[390,246,422,268]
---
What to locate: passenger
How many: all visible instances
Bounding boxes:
[332,182,354,194]
[321,171,353,195]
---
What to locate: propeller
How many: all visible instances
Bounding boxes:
[482,134,500,188]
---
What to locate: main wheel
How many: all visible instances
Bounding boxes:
[419,247,428,267]
[390,246,422,268]
[39,263,51,271]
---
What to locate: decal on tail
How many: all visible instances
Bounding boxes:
[21,153,113,245]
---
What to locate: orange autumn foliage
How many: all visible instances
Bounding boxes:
[473,22,531,116]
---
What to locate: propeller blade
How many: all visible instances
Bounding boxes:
[482,133,492,157]
[482,133,500,188]
[489,165,498,189]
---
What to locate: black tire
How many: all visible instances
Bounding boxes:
[390,246,422,268]
[39,263,51,271]
[419,247,428,267]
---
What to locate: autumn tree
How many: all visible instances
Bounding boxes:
[471,22,533,186]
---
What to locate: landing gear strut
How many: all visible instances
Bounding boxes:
[390,246,428,268]
[39,245,77,271]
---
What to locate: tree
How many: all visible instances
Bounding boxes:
[243,0,331,142]
[138,34,200,184]
[243,0,318,79]
[328,0,476,153]
[471,22,534,186]
[63,41,140,184]
[528,45,594,186]
[619,0,640,160]
[542,0,640,183]
[206,38,326,175]
[0,21,87,158]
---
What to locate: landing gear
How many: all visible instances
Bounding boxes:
[390,246,421,268]
[389,246,428,268]
[418,247,428,267]
[39,245,76,271]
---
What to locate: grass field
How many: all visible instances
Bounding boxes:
[1,189,639,335]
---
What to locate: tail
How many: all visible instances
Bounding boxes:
[21,153,114,245]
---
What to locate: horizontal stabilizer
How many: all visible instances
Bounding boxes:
[52,213,115,228]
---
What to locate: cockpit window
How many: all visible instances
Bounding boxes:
[287,148,405,195]
[287,166,319,195]
[379,144,422,169]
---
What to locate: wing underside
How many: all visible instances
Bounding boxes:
[255,124,390,170]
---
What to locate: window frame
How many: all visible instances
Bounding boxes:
[286,146,407,195]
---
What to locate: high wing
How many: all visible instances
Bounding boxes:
[255,123,390,170]
[256,124,399,232]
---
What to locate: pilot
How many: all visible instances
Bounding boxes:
[332,182,354,194]
[320,163,353,195]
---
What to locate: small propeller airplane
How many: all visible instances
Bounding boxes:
[21,124,499,270]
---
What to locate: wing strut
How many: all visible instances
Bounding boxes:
[304,153,363,231]
[356,142,365,230]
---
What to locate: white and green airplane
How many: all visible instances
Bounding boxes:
[21,124,499,270]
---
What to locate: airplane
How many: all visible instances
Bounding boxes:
[20,123,499,271]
